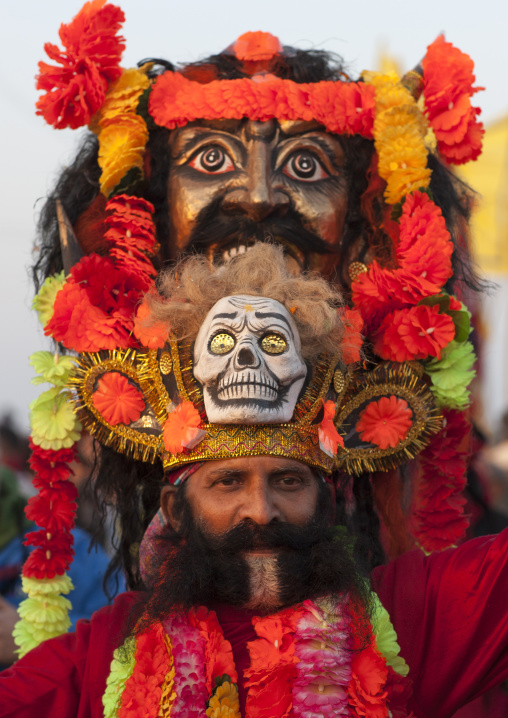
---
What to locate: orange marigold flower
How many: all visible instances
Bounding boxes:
[92,372,145,425]
[356,396,412,449]
[133,300,168,349]
[422,36,484,165]
[339,308,364,364]
[163,401,203,455]
[374,305,456,362]
[149,71,375,137]
[36,0,125,129]
[233,31,282,62]
[318,400,344,458]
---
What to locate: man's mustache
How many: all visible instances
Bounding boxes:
[185,197,339,262]
[201,517,325,555]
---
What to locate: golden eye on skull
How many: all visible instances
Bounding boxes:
[261,333,287,354]
[210,332,235,354]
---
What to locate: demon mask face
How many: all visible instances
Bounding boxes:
[193,295,307,424]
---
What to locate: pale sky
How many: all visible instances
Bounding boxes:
[1,0,507,433]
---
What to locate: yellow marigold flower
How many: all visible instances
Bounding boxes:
[206,682,241,718]
[363,71,411,112]
[375,104,428,138]
[91,66,151,133]
[98,114,149,196]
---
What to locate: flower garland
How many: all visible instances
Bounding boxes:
[13,339,81,657]
[15,193,159,658]
[102,596,410,717]
[148,72,376,137]
[351,70,477,550]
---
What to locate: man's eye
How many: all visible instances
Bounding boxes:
[283,152,329,182]
[277,476,302,487]
[189,146,234,174]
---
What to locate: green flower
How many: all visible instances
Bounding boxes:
[103,637,136,718]
[22,574,73,596]
[32,271,66,328]
[30,388,82,450]
[30,351,76,387]
[426,340,476,410]
[18,595,72,626]
[13,617,68,658]
[372,594,409,676]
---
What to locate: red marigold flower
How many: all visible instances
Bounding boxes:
[349,641,388,717]
[374,305,456,362]
[397,192,453,289]
[45,254,149,352]
[356,396,412,450]
[133,300,168,350]
[25,485,77,532]
[22,547,73,580]
[108,246,158,279]
[104,194,158,260]
[163,401,203,455]
[233,31,282,62]
[28,439,77,481]
[339,308,364,364]
[24,530,74,553]
[92,372,145,425]
[36,0,125,129]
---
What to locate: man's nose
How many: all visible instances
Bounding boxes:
[222,143,289,221]
[237,483,281,526]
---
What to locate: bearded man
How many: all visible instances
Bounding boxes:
[1,245,507,718]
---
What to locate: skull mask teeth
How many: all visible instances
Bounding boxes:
[193,295,307,424]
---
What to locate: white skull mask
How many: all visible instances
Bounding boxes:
[193,295,307,424]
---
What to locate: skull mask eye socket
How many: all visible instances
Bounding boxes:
[210,332,235,355]
[261,333,287,355]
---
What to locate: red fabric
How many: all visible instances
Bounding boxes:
[372,529,508,718]
[1,532,508,717]
[212,603,258,715]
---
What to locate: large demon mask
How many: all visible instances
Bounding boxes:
[193,295,307,423]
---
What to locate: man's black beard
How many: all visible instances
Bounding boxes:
[133,482,371,633]
[184,197,339,267]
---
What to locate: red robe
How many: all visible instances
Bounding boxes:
[1,530,508,718]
